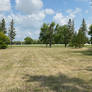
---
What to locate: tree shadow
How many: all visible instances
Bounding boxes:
[23,73,92,92]
[72,48,92,56]
[84,66,92,71]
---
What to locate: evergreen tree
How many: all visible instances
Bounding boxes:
[68,19,74,41]
[81,18,87,33]
[0,18,6,34]
[8,19,16,46]
[89,24,92,44]
[70,32,78,47]
[80,18,88,44]
[77,28,85,48]
[72,20,75,34]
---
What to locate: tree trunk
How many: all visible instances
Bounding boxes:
[46,44,48,48]
[91,36,92,45]
[65,43,67,48]
[49,40,52,48]
[10,40,12,48]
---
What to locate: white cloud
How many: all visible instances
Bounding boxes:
[44,9,55,15]
[16,0,43,14]
[0,0,10,11]
[85,10,88,14]
[53,13,68,25]
[53,8,82,26]
[66,8,82,18]
[5,11,46,40]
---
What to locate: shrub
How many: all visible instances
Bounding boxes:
[0,32,10,49]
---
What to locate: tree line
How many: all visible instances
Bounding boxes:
[19,18,92,48]
[0,18,92,49]
[39,18,92,48]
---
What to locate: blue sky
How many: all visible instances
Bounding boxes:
[0,0,92,41]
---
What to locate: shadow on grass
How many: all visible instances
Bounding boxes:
[23,73,92,92]
[72,48,92,56]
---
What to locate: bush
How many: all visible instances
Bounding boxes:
[0,32,10,49]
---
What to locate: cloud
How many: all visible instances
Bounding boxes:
[16,0,43,14]
[53,8,82,26]
[44,9,55,15]
[66,8,82,18]
[53,13,68,25]
[5,11,46,40]
[0,0,10,11]
[12,0,55,40]
[85,10,88,14]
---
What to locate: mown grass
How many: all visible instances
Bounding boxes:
[0,46,92,92]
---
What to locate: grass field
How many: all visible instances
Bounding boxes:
[0,46,92,92]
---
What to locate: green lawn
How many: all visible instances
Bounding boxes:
[0,47,92,92]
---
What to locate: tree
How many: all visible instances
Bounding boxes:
[48,22,55,48]
[39,22,55,48]
[80,18,88,44]
[24,37,33,44]
[62,25,70,47]
[89,24,92,44]
[69,32,78,48]
[54,24,62,44]
[0,18,7,34]
[70,19,88,48]
[81,18,87,33]
[67,19,74,42]
[8,19,16,46]
[54,24,72,47]
[39,23,49,47]
[0,32,10,49]
[76,28,86,48]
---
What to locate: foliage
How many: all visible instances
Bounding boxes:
[39,22,55,47]
[0,18,7,34]
[69,18,88,48]
[67,19,74,41]
[39,23,49,45]
[89,24,92,44]
[24,37,33,44]
[48,22,55,47]
[0,32,10,49]
[54,24,71,47]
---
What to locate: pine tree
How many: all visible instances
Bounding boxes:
[68,19,74,39]
[80,18,88,44]
[77,28,85,48]
[81,18,87,33]
[0,18,6,34]
[8,19,16,47]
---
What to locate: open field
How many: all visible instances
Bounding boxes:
[0,47,92,92]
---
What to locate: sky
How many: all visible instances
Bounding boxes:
[0,0,92,41]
